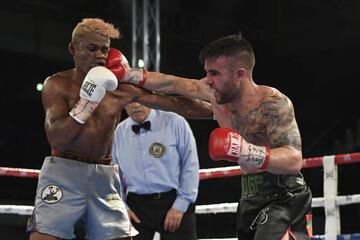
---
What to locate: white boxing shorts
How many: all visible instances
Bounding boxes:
[27,156,138,240]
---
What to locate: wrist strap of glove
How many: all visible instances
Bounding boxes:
[239,143,270,170]
[124,68,147,86]
[140,69,147,86]
[69,98,99,124]
[259,147,270,170]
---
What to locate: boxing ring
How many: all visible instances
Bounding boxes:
[1,152,360,240]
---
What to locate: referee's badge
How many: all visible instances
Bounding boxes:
[149,142,166,158]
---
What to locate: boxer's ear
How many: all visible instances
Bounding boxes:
[68,42,75,55]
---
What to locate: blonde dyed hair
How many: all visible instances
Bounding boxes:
[71,18,120,44]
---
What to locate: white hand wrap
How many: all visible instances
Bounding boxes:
[228,131,270,169]
[123,68,147,86]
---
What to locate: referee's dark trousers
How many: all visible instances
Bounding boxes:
[126,189,197,240]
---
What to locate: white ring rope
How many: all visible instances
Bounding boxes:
[2,194,360,216]
[195,194,360,214]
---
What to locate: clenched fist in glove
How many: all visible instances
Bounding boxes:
[69,66,118,124]
[106,48,147,86]
[209,128,270,170]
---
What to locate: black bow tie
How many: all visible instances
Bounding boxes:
[132,121,151,134]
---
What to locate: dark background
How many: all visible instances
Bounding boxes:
[1,0,360,239]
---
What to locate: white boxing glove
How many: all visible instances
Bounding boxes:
[69,66,118,124]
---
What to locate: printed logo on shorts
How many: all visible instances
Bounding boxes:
[250,207,269,230]
[149,142,166,158]
[106,193,123,210]
[41,185,63,204]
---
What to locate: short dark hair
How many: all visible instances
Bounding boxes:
[199,33,255,70]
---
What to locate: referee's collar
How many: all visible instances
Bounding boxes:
[128,109,156,126]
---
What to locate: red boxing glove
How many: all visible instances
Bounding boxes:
[208,128,270,170]
[106,48,130,80]
[106,48,147,86]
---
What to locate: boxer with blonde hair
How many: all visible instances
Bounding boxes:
[27,18,212,240]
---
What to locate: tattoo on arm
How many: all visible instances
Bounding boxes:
[263,96,302,150]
